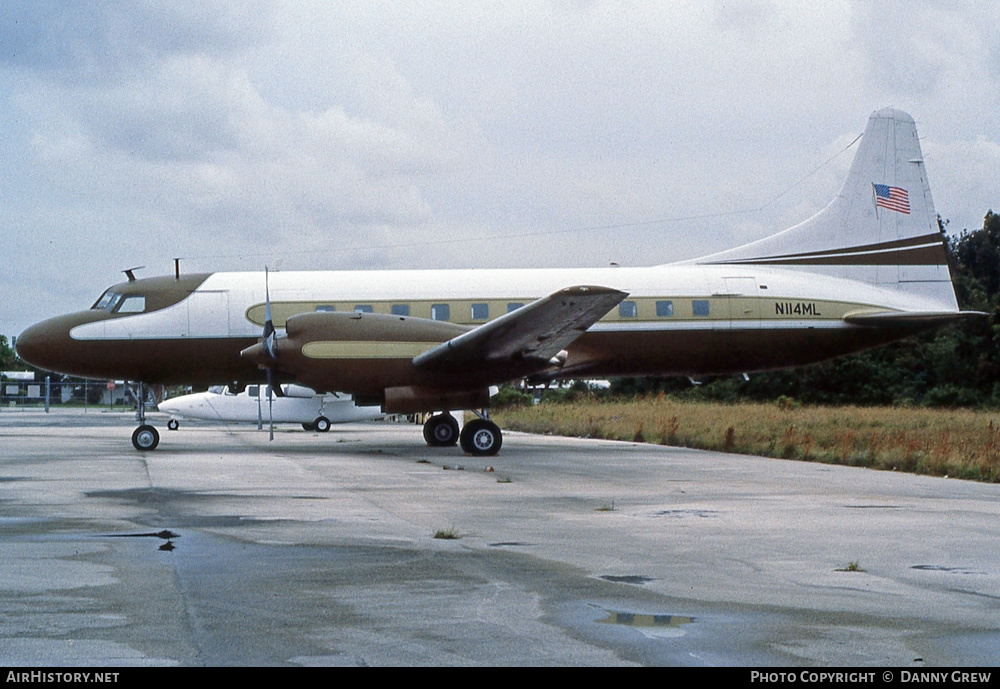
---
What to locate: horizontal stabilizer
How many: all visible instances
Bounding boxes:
[843,309,986,328]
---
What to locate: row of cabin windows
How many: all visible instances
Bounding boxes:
[618,300,710,318]
[314,302,526,321]
[311,299,712,322]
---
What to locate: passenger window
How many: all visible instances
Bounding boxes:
[471,303,489,320]
[692,300,710,317]
[391,304,410,316]
[315,305,335,312]
[247,385,259,397]
[507,302,525,313]
[431,304,450,321]
[656,300,674,317]
[116,296,146,314]
[354,305,374,313]
[619,301,637,318]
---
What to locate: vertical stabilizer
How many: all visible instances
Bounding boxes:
[690,108,957,310]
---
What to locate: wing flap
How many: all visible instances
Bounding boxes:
[412,285,628,370]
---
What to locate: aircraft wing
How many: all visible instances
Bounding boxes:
[412,285,628,372]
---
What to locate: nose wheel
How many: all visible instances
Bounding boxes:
[130,381,160,451]
[132,424,160,451]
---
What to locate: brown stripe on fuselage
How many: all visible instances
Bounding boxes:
[706,232,948,266]
[728,243,948,267]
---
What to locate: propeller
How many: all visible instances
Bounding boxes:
[239,267,287,440]
[263,268,283,440]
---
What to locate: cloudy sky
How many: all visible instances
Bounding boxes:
[2,1,998,337]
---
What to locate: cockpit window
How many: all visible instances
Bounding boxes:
[92,291,147,314]
[93,291,118,310]
[115,295,146,314]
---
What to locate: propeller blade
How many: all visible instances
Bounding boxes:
[263,266,276,357]
[268,380,274,441]
[261,266,284,399]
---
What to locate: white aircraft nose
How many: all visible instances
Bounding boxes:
[156,400,181,415]
[157,398,197,416]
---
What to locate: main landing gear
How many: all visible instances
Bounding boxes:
[131,382,159,451]
[423,413,459,446]
[421,411,502,456]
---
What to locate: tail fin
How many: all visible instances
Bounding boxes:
[692,108,957,310]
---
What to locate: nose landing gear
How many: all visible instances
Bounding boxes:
[130,382,160,451]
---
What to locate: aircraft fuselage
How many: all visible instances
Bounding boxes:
[16,264,946,395]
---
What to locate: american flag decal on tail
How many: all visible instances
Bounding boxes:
[872,183,910,214]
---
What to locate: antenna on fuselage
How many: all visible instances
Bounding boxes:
[122,266,145,282]
[174,258,181,280]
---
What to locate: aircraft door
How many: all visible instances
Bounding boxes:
[186,290,231,338]
[722,277,760,330]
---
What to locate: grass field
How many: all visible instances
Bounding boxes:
[492,397,1000,482]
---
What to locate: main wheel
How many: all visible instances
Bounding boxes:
[132,425,160,451]
[314,416,331,433]
[302,422,316,431]
[167,419,179,431]
[460,419,502,456]
[423,414,459,446]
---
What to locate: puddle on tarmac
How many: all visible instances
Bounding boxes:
[651,510,718,518]
[600,574,654,585]
[911,564,982,575]
[598,611,694,632]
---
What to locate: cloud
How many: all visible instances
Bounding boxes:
[17,44,463,258]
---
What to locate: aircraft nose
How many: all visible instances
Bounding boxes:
[15,319,57,371]
[156,400,176,413]
[16,311,105,375]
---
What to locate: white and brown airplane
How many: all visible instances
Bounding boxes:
[16,108,982,455]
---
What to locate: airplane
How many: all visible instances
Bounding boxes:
[15,108,984,456]
[156,383,385,432]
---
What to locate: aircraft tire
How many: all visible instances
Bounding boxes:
[132,425,160,451]
[314,416,331,433]
[459,419,502,456]
[302,422,316,431]
[423,414,459,446]
[167,419,179,431]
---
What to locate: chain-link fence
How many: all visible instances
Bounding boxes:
[0,377,144,411]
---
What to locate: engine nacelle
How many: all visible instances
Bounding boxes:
[241,311,479,400]
[285,310,468,345]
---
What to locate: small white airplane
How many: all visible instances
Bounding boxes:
[16,108,983,455]
[157,384,385,432]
